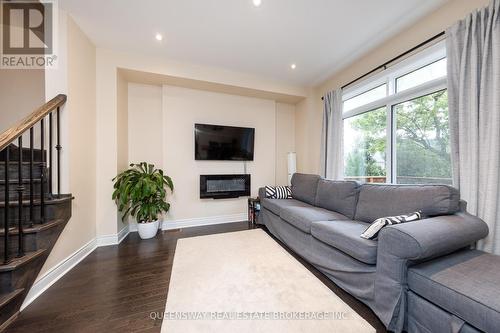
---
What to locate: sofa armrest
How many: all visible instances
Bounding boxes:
[378,212,488,260]
[258,187,266,200]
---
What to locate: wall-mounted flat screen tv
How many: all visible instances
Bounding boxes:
[195,124,255,161]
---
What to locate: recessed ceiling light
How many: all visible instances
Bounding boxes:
[290,64,297,70]
[252,0,262,7]
[155,33,163,41]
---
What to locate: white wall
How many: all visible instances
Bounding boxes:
[127,83,296,225]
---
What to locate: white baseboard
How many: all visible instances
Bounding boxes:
[117,225,130,243]
[21,225,130,311]
[162,213,247,230]
[127,213,247,232]
[21,238,98,311]
[96,225,130,247]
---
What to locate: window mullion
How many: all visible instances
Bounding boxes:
[390,104,397,184]
[388,76,395,96]
[385,104,392,184]
[388,76,396,184]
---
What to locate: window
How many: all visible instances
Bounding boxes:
[344,108,387,183]
[341,42,451,184]
[396,58,447,92]
[395,90,451,184]
[343,84,387,112]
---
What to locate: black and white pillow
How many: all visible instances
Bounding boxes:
[265,186,292,199]
[360,211,422,240]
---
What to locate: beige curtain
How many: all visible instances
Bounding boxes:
[447,0,500,253]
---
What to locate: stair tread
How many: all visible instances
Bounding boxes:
[0,179,44,184]
[0,249,46,272]
[0,218,66,236]
[0,161,44,165]
[0,194,73,207]
[0,289,24,308]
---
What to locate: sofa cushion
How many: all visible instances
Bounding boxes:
[291,173,320,205]
[261,198,310,216]
[280,206,348,234]
[355,184,460,223]
[311,220,378,264]
[315,179,359,219]
[408,250,500,333]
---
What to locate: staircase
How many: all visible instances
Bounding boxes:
[0,95,71,331]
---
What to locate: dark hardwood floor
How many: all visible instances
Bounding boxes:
[6,222,385,333]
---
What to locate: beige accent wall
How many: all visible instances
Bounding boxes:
[275,103,296,186]
[0,69,45,134]
[120,68,303,104]
[295,89,321,174]
[295,0,490,175]
[162,86,277,222]
[40,16,97,276]
[0,10,45,134]
[116,71,129,231]
[117,74,129,172]
[95,51,119,237]
[127,84,163,166]
[96,49,305,236]
[127,83,296,223]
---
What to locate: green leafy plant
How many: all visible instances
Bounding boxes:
[112,162,174,223]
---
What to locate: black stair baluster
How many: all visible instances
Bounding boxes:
[0,95,68,329]
[29,128,34,227]
[49,112,53,197]
[40,119,46,224]
[3,148,10,264]
[17,138,24,257]
[56,107,61,197]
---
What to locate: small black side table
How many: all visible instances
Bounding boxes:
[248,197,261,224]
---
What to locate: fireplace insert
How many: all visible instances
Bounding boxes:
[200,174,251,199]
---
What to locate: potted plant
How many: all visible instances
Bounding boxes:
[112,162,174,239]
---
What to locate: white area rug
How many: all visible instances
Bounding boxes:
[161,229,375,333]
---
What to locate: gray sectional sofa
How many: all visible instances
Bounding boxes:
[258,173,489,332]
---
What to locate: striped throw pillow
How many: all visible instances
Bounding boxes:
[265,186,292,199]
[360,211,422,240]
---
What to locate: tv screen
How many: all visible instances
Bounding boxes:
[195,124,255,161]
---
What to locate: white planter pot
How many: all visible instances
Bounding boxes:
[137,220,159,239]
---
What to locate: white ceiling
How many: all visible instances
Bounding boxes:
[60,0,448,87]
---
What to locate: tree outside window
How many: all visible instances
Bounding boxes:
[344,90,451,184]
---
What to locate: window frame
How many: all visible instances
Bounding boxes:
[342,41,448,184]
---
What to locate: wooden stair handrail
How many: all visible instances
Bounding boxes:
[0,94,67,152]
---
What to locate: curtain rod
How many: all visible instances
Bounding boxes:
[321,31,445,100]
